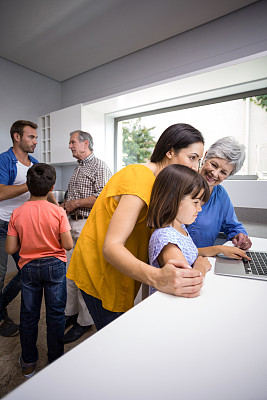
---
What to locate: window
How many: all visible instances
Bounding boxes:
[116,92,267,178]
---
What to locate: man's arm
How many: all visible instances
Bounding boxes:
[0,183,28,201]
[64,161,111,213]
[64,195,97,214]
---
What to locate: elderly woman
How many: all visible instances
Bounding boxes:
[187,136,252,254]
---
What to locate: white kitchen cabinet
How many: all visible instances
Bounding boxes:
[40,114,51,163]
[39,104,82,164]
[38,103,112,167]
[50,104,82,163]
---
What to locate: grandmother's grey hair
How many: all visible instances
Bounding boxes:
[70,130,94,151]
[204,136,246,175]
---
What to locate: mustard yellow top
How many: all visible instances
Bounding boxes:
[67,164,155,312]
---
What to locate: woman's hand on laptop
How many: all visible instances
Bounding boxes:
[220,245,251,260]
[232,233,252,250]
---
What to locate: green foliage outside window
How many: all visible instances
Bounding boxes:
[122,118,156,166]
[250,95,267,112]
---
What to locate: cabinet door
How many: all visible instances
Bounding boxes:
[50,104,82,163]
[39,115,51,163]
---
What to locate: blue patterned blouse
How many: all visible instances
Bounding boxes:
[148,225,198,295]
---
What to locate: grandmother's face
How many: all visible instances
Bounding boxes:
[200,157,233,189]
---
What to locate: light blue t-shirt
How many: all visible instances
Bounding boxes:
[148,225,198,295]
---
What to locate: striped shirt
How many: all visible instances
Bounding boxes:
[67,153,112,218]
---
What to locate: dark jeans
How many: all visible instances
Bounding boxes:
[81,290,123,331]
[20,257,66,364]
[0,219,21,322]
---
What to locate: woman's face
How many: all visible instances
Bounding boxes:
[200,157,233,188]
[170,142,204,171]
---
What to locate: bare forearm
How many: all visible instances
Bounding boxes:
[77,195,97,208]
[198,246,222,257]
[5,236,20,254]
[0,183,28,201]
[193,264,207,278]
[193,256,211,278]
[103,242,156,286]
[198,245,248,260]
[64,196,97,213]
[103,242,204,297]
[6,243,20,254]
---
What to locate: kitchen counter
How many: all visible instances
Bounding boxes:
[5,237,267,400]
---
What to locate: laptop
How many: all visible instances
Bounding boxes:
[215,250,267,281]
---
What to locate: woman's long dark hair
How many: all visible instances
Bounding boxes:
[147,164,210,229]
[150,123,204,163]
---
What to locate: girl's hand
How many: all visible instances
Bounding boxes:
[220,245,250,260]
[193,256,212,277]
[232,233,252,250]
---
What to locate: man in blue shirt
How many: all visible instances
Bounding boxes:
[0,120,39,337]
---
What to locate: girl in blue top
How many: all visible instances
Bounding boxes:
[147,164,212,295]
[147,164,250,295]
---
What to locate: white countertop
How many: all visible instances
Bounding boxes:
[5,237,267,400]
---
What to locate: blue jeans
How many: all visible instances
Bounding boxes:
[81,290,123,331]
[20,257,66,364]
[0,219,21,322]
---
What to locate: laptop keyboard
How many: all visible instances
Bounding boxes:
[244,251,267,275]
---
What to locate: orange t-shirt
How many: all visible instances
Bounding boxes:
[8,200,71,269]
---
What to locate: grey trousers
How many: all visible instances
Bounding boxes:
[65,218,94,326]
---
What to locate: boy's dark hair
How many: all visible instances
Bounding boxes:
[147,164,210,229]
[10,120,37,143]
[27,163,56,197]
[150,123,204,163]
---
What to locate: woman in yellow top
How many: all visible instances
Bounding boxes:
[67,123,207,330]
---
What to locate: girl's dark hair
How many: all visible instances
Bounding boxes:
[150,123,204,163]
[147,164,210,229]
[27,163,56,197]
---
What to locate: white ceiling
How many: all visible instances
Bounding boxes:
[0,0,257,82]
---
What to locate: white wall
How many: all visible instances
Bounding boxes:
[222,180,267,209]
[61,1,267,108]
[0,57,61,273]
[0,57,61,154]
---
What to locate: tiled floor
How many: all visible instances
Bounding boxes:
[0,273,96,399]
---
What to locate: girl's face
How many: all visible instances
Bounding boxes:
[200,157,233,189]
[174,192,203,227]
[169,142,204,171]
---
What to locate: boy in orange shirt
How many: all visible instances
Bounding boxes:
[6,163,73,378]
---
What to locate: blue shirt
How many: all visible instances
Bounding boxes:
[187,185,247,248]
[0,147,38,185]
